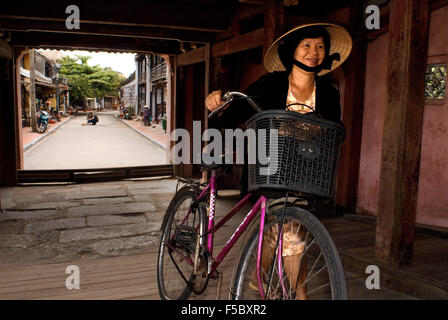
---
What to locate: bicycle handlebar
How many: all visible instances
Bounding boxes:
[208,91,262,119]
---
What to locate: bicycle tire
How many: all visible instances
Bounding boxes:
[157,186,207,300]
[230,206,347,300]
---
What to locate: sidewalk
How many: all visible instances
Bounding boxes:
[22,115,74,152]
[119,117,168,150]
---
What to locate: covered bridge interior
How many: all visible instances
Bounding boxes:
[1,0,448,296]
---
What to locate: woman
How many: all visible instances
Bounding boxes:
[206,23,352,127]
[205,23,352,299]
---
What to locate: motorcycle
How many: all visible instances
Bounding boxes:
[37,110,50,133]
[123,108,131,120]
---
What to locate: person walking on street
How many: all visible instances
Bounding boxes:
[143,106,151,126]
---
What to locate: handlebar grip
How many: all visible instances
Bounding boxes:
[207,91,262,119]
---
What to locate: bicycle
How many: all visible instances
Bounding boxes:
[157,92,347,300]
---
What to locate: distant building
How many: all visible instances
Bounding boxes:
[119,71,136,110]
[134,54,167,122]
[149,55,167,122]
[19,50,69,127]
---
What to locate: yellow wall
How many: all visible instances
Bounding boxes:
[49,97,56,108]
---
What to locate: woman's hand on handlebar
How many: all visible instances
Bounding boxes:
[205,90,223,111]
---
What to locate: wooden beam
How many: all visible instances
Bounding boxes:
[237,4,265,19]
[0,18,213,43]
[375,0,430,266]
[212,28,265,57]
[10,32,181,55]
[178,28,265,65]
[0,1,233,32]
[178,47,206,66]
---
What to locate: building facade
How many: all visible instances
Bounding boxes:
[19,50,69,128]
[133,54,167,122]
[119,71,137,110]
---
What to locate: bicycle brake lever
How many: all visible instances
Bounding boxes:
[208,100,231,119]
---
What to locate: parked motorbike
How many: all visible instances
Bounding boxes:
[37,110,50,133]
[123,108,130,120]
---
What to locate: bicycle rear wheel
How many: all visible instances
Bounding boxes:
[231,206,347,300]
[157,187,207,300]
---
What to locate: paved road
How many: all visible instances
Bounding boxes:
[24,113,168,169]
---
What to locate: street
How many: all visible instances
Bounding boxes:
[24,113,168,169]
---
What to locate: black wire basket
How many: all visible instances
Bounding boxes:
[245,110,345,199]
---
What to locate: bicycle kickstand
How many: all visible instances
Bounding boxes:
[215,271,223,300]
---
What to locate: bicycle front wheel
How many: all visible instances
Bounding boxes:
[157,187,207,300]
[231,206,347,300]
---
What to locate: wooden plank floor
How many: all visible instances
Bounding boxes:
[323,217,448,285]
[322,216,448,299]
[1,214,432,299]
[0,246,414,300]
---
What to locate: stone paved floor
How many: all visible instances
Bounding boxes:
[0,178,177,266]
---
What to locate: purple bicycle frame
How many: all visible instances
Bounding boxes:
[191,170,275,299]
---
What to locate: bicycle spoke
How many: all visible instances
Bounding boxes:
[158,188,207,300]
[297,264,327,291]
[232,209,347,300]
[306,281,331,297]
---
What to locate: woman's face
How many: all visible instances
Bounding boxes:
[293,37,326,68]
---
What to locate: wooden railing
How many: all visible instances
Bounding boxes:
[150,62,167,82]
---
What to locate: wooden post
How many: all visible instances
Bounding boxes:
[375,0,430,266]
[0,51,19,185]
[0,39,12,59]
[29,49,37,132]
[334,1,367,212]
[202,43,211,183]
[204,43,211,131]
[263,0,284,58]
[15,49,25,170]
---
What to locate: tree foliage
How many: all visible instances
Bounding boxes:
[58,55,125,105]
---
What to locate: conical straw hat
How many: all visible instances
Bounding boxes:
[264,23,352,76]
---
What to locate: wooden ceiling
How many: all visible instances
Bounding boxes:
[1,0,238,54]
[0,0,357,54]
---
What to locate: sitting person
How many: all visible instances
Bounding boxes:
[86,112,99,125]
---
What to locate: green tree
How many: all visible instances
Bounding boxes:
[58,55,125,106]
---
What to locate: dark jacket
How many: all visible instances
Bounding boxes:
[211,71,343,129]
